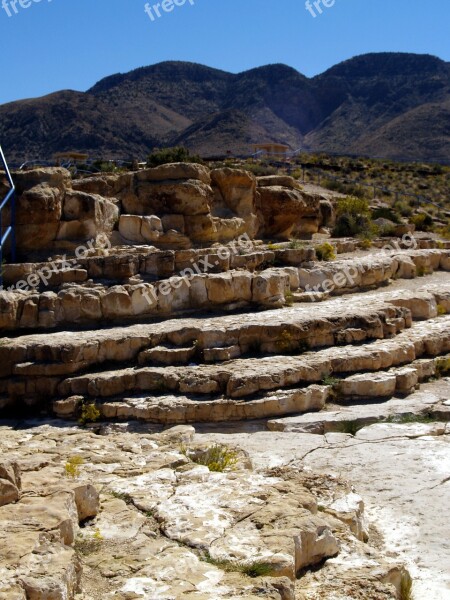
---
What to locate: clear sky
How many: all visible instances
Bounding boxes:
[0,0,449,104]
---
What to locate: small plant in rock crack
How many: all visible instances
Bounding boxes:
[276,330,309,354]
[416,265,429,277]
[74,528,103,556]
[64,455,84,478]
[110,490,134,505]
[437,304,447,316]
[285,289,294,307]
[184,444,238,472]
[202,552,273,578]
[399,572,414,600]
[337,421,363,436]
[384,413,434,425]
[436,357,450,377]
[321,374,339,387]
[79,402,100,425]
[289,239,306,250]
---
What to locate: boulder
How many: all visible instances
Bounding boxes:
[257,175,302,190]
[258,186,321,240]
[16,185,63,250]
[0,460,21,507]
[123,179,213,217]
[71,483,99,521]
[136,162,211,185]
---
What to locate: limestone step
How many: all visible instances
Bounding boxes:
[1,288,423,378]
[1,247,448,332]
[137,345,196,366]
[51,353,450,425]
[267,375,450,434]
[58,316,450,400]
[296,248,450,299]
[53,384,331,424]
[2,289,449,412]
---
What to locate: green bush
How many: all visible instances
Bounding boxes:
[315,242,336,261]
[333,197,373,237]
[183,444,238,472]
[79,402,100,425]
[371,206,400,224]
[147,146,203,168]
[244,163,277,177]
[323,179,369,199]
[410,213,434,232]
[64,456,84,478]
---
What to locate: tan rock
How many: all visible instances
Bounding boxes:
[118,214,144,243]
[71,484,99,522]
[136,162,211,185]
[338,372,397,398]
[124,180,213,216]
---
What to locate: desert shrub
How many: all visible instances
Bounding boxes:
[437,304,447,315]
[378,222,397,237]
[285,289,294,306]
[79,402,100,425]
[147,146,203,168]
[394,201,413,217]
[65,455,84,478]
[323,179,368,199]
[244,163,277,176]
[399,572,414,600]
[74,529,103,555]
[358,237,373,249]
[372,206,400,224]
[333,197,373,237]
[410,213,434,232]
[290,168,303,180]
[321,374,339,387]
[337,420,363,436]
[315,242,336,261]
[91,160,119,173]
[183,444,238,472]
[436,357,450,377]
[288,239,306,250]
[436,224,450,240]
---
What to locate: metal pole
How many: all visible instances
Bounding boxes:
[0,145,16,271]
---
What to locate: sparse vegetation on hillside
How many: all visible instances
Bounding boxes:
[295,153,450,232]
[147,146,203,168]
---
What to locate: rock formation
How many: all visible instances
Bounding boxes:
[1,164,450,598]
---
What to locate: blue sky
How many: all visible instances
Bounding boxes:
[0,0,449,104]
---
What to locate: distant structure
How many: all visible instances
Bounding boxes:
[54,152,89,165]
[253,143,290,160]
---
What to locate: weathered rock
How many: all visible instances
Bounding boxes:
[259,186,322,239]
[338,372,397,399]
[136,162,211,185]
[0,461,21,507]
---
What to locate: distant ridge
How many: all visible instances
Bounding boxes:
[1,52,450,163]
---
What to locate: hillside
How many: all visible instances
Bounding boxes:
[1,53,450,163]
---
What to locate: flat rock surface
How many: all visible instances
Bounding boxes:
[197,378,450,600]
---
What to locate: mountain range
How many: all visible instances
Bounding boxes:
[1,52,450,164]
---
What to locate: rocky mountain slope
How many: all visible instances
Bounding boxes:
[1,53,449,163]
